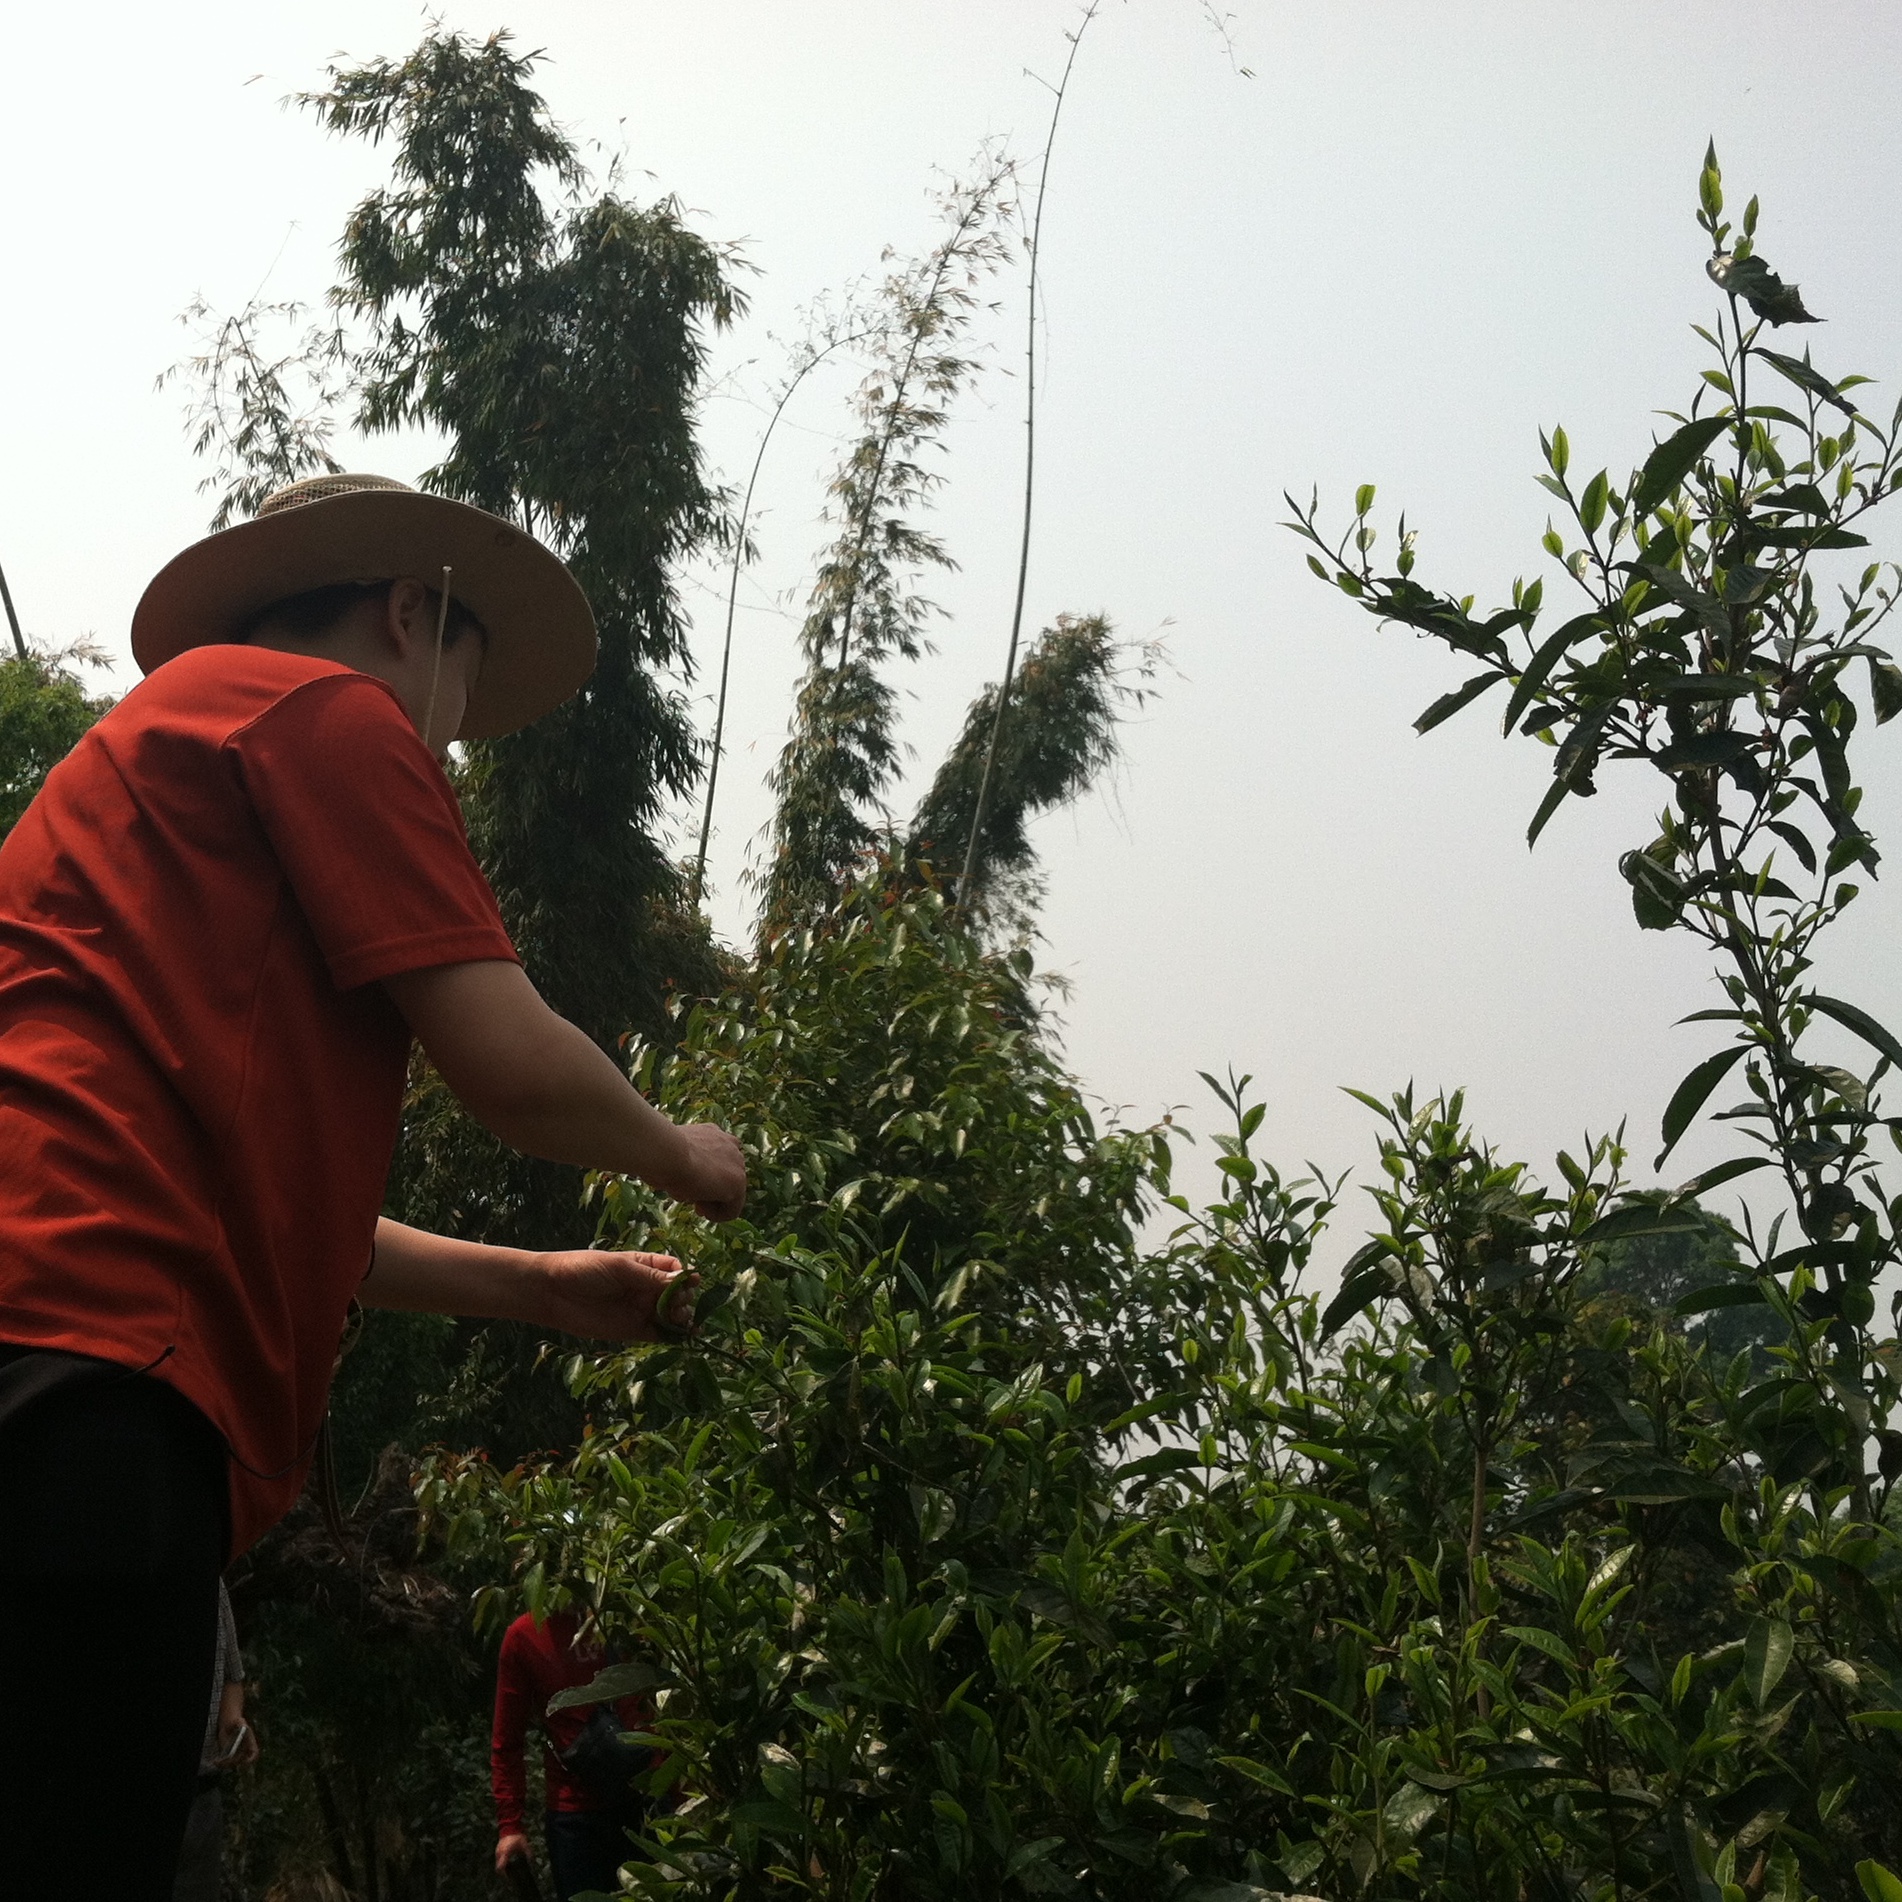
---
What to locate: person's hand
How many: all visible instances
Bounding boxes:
[496,1832,532,1876]
[535,1248,702,1342]
[214,1686,259,1768]
[656,1121,747,1222]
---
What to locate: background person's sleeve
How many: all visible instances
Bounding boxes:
[219,1580,243,1684]
[228,673,518,990]
[491,1622,532,1835]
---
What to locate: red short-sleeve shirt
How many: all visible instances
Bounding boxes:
[0,644,518,1552]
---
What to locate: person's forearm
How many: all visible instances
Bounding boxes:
[466,1005,694,1188]
[384,961,745,1220]
[493,1664,530,1838]
[361,1220,561,1321]
[493,1747,528,1839]
[359,1222,696,1339]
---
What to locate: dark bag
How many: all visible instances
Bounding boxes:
[557,1703,654,1806]
[501,1849,546,1902]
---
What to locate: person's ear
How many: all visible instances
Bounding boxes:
[383,578,434,659]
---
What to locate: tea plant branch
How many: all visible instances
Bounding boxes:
[957,2,1098,914]
[1290,146,1902,1518]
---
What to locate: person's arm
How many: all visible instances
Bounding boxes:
[214,1681,259,1768]
[361,1218,696,1343]
[383,961,744,1220]
[213,1586,259,1767]
[491,1625,535,1873]
[218,1581,243,1686]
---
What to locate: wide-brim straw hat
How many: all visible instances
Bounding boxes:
[131,474,597,741]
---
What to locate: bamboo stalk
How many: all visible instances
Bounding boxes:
[691,329,870,909]
[0,557,26,659]
[956,3,1099,913]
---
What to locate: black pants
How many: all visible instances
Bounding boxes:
[546,1805,640,1901]
[0,1350,228,1899]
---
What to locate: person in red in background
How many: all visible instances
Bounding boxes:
[493,1607,657,1899]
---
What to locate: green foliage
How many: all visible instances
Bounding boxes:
[435,945,1902,1901]
[416,157,1902,1902]
[435,880,1892,1898]
[1290,143,1902,1512]
[1580,1195,1788,1367]
[608,874,1158,1363]
[226,1456,501,1899]
[0,648,113,840]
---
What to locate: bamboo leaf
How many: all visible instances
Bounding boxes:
[1580,1202,1706,1246]
[1709,254,1821,327]
[1676,1156,1772,1196]
[1322,1244,1400,1336]
[547,1661,665,1713]
[1504,1624,1579,1667]
[1756,346,1856,411]
[1118,1448,1202,1483]
[1871,659,1902,725]
[1674,1281,1769,1317]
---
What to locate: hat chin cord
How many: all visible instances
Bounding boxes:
[420,566,452,752]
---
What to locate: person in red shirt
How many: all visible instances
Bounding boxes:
[492,1609,657,1899]
[0,474,747,1899]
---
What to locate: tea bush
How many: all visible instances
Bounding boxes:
[427,157,1902,1902]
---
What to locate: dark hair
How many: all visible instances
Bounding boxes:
[237,580,484,646]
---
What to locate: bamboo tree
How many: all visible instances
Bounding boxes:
[761,157,1014,932]
[907,612,1151,928]
[957,1,1100,913]
[691,310,874,909]
[0,560,26,660]
[160,298,346,529]
[180,30,739,1072]
[827,166,1013,678]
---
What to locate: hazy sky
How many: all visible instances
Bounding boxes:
[6,1,1901,1239]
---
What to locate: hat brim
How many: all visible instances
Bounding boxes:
[130,489,597,741]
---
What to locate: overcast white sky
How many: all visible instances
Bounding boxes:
[6,1,1901,1240]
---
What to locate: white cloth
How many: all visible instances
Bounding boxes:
[196,1580,243,1772]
